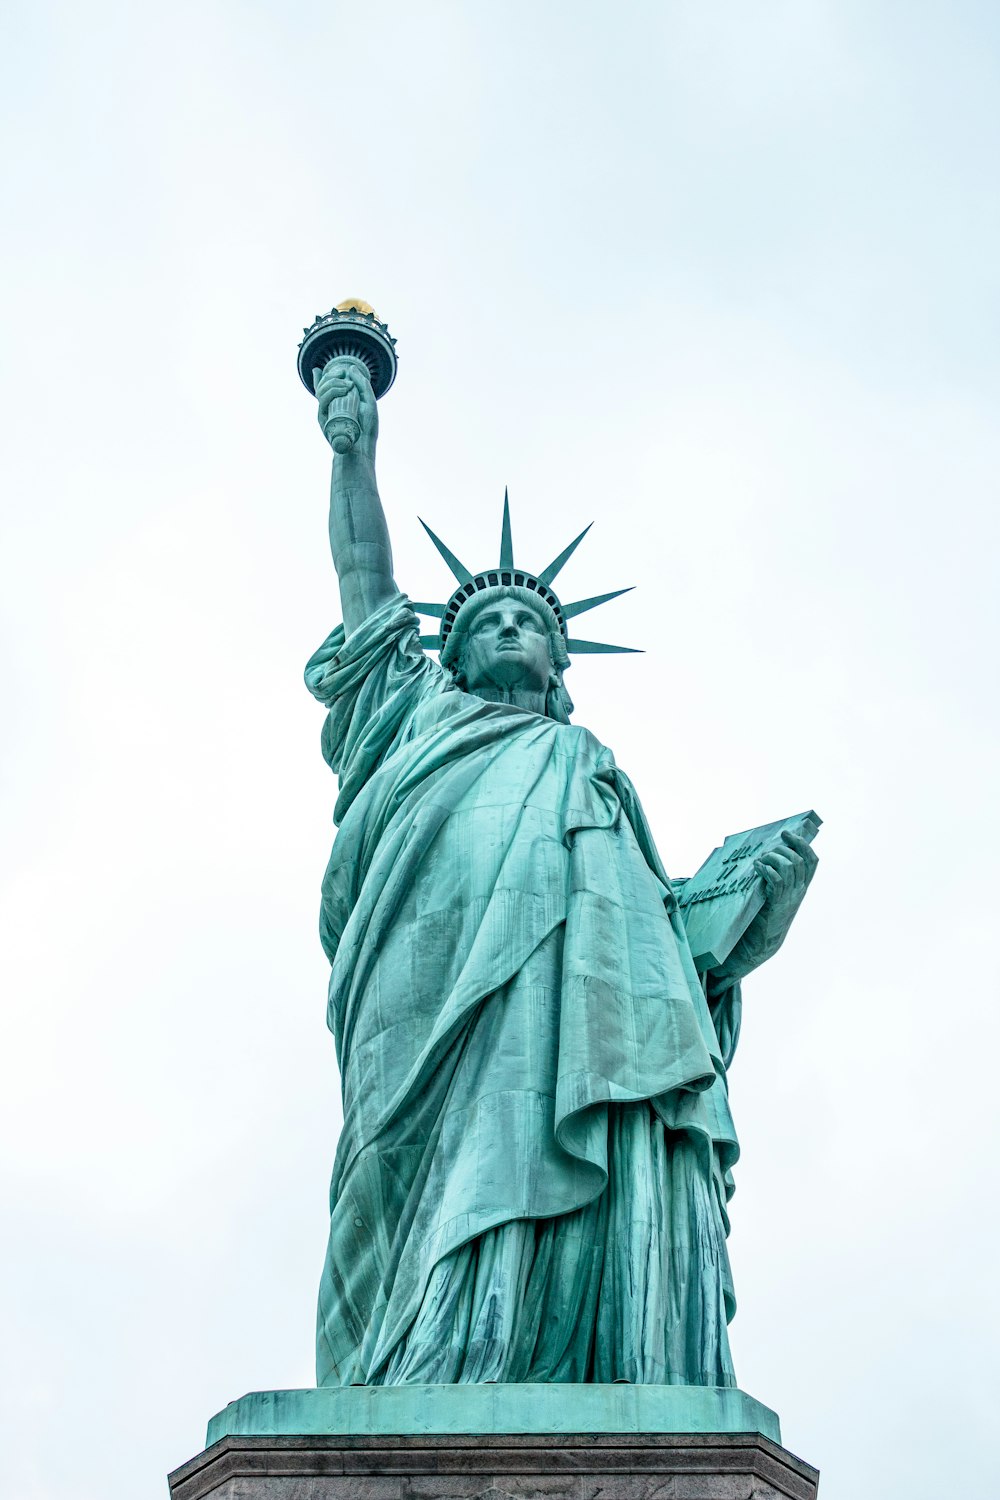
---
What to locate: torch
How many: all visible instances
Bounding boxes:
[297,299,398,453]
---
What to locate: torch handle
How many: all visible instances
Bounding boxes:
[314,356,365,455]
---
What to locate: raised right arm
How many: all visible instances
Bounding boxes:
[315,358,398,638]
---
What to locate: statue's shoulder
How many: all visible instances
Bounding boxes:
[570,719,615,758]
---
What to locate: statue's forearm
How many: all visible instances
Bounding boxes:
[328,450,398,636]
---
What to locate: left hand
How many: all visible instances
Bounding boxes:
[714,830,818,981]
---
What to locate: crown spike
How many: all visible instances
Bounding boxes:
[538,523,593,586]
[499,488,514,571]
[561,586,634,621]
[566,637,642,655]
[411,601,446,617]
[419,633,442,650]
[418,519,474,585]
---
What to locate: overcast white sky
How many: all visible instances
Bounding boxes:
[1,3,998,1497]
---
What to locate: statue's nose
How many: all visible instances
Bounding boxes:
[499,617,519,637]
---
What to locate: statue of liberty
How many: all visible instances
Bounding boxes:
[302,309,817,1391]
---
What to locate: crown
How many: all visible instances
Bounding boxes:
[413,491,640,659]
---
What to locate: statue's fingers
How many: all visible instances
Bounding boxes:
[319,358,350,384]
[789,844,818,880]
[769,845,812,894]
[318,356,354,382]
[322,357,361,386]
[318,380,353,404]
[775,851,806,888]
[781,830,818,865]
[336,369,372,413]
[760,851,797,897]
[777,836,815,878]
[759,849,795,874]
[317,377,356,417]
[353,368,376,402]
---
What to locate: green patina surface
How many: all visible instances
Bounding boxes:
[293,330,819,1397]
[206,1385,781,1445]
[677,811,822,971]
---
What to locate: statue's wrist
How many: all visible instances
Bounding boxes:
[710,940,754,986]
[331,446,377,484]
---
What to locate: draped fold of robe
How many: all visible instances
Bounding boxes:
[305,596,744,1388]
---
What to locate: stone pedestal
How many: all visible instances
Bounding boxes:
[168,1387,819,1500]
[169,1431,819,1500]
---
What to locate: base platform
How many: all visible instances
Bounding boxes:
[168,1386,819,1499]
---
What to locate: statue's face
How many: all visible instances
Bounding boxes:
[458,597,555,695]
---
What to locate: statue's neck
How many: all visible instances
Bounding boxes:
[472,683,548,716]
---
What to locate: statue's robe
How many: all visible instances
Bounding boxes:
[306,597,743,1387]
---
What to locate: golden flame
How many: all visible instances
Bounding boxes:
[335,297,378,318]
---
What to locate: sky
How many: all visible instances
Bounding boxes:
[1,2,998,1496]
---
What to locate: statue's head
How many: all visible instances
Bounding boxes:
[417,494,637,722]
[441,585,573,722]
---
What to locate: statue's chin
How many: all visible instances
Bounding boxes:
[476,662,539,692]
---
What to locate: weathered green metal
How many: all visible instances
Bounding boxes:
[561,586,634,619]
[538,521,593,585]
[206,1384,781,1445]
[415,496,637,657]
[297,301,398,398]
[418,517,474,586]
[304,337,819,1393]
[677,812,823,972]
[499,487,514,570]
